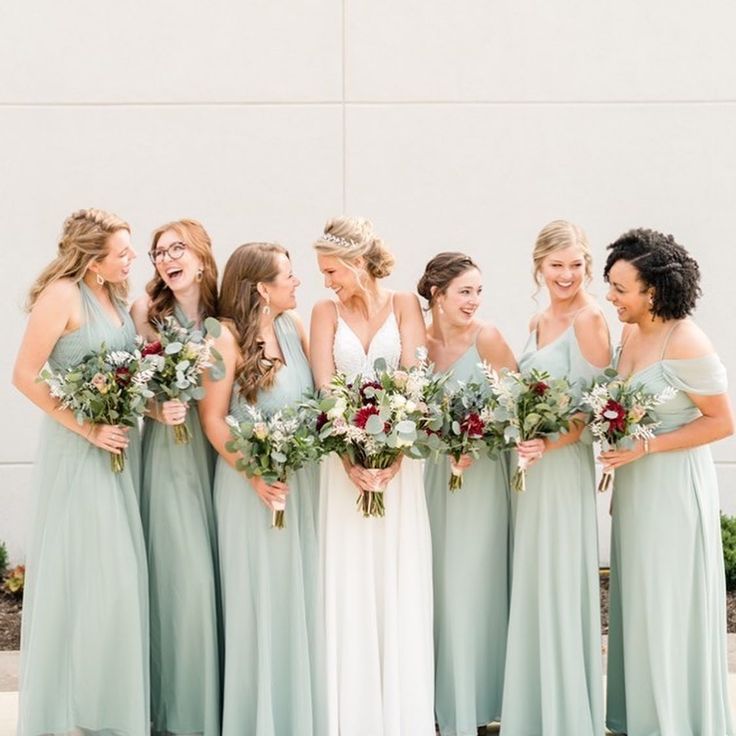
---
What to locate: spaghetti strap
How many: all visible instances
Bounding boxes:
[571,304,612,357]
[659,320,684,360]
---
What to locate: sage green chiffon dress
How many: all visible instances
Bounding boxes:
[424,342,509,736]
[214,313,324,735]
[140,306,220,735]
[606,348,734,736]
[19,282,149,735]
[501,322,605,735]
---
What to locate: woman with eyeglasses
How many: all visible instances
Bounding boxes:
[130,220,220,736]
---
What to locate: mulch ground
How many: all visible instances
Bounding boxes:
[0,592,22,650]
[1,577,735,651]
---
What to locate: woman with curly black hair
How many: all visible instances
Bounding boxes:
[602,228,735,735]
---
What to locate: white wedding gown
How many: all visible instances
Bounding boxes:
[320,306,436,736]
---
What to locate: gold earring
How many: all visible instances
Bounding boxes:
[96,273,105,286]
[196,268,204,283]
[263,294,271,316]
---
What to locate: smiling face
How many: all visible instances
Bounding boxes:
[435,267,482,326]
[538,244,586,302]
[150,228,204,294]
[317,254,363,302]
[89,228,136,284]
[261,252,300,312]
[606,258,652,324]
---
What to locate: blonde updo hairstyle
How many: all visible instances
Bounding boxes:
[145,219,219,329]
[27,208,131,311]
[314,216,395,283]
[532,219,593,293]
[218,242,289,404]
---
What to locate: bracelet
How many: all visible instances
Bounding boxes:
[643,437,650,455]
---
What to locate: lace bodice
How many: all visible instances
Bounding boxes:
[333,310,402,380]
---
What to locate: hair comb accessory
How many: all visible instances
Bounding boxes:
[320,232,359,249]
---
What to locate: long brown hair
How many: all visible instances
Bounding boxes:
[27,208,130,311]
[145,219,218,328]
[219,242,289,403]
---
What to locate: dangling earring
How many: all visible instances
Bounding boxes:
[196,268,204,283]
[96,273,105,287]
[438,304,445,316]
[263,294,271,316]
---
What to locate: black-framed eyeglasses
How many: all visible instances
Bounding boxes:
[149,241,188,264]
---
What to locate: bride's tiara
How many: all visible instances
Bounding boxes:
[319,232,360,249]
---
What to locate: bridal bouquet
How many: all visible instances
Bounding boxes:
[41,344,157,473]
[438,381,506,492]
[484,366,577,492]
[225,405,320,529]
[581,369,677,492]
[308,352,446,517]
[142,316,224,444]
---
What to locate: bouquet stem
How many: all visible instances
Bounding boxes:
[272,509,285,529]
[358,488,385,517]
[271,497,286,530]
[598,468,614,493]
[174,422,191,445]
[448,464,464,492]
[512,455,529,493]
[110,450,126,474]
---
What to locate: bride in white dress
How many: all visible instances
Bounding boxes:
[310,216,435,736]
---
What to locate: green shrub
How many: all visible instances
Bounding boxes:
[3,565,24,598]
[0,541,7,575]
[721,513,736,591]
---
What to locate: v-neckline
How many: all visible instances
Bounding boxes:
[81,282,124,329]
[338,311,395,357]
[534,323,573,352]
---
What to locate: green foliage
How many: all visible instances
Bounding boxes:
[721,513,736,591]
[0,541,7,575]
[3,564,24,598]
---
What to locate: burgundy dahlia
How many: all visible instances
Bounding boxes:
[354,404,380,429]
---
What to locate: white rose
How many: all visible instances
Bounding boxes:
[327,397,347,420]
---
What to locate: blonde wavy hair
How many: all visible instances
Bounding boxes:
[313,215,395,281]
[218,242,288,404]
[145,219,219,329]
[532,219,593,290]
[27,208,131,311]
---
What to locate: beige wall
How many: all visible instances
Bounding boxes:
[2,1,735,565]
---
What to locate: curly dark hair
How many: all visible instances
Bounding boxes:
[603,228,701,320]
[417,252,479,309]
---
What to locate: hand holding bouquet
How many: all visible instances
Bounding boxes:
[484,366,576,492]
[581,368,677,491]
[225,405,319,529]
[41,344,157,472]
[439,381,506,492]
[143,316,224,444]
[308,351,446,517]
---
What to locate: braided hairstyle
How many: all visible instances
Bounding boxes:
[603,228,701,320]
[27,208,130,311]
[417,252,479,309]
[218,242,288,404]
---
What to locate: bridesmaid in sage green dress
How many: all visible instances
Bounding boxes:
[501,221,610,735]
[12,209,149,735]
[131,219,220,736]
[417,252,516,736]
[602,229,734,736]
[200,242,323,736]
